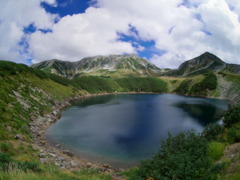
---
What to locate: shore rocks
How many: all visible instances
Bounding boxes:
[86,162,92,168]
[70,161,78,168]
[62,150,74,157]
[29,96,118,173]
[38,153,46,158]
[52,111,58,116]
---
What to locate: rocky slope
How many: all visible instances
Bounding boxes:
[165,52,240,77]
[32,54,161,78]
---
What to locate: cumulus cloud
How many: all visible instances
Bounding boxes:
[0,0,57,62]
[29,7,135,61]
[1,0,240,68]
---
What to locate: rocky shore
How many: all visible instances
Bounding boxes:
[28,94,120,173]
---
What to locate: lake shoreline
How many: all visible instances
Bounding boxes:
[30,91,230,172]
[31,92,162,172]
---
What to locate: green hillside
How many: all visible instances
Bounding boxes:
[1,60,240,179]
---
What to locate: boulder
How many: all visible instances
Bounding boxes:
[38,153,46,158]
[62,150,73,157]
[86,162,92,168]
[70,161,78,168]
[52,111,58,116]
[14,134,21,140]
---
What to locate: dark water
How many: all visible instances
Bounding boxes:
[45,94,228,167]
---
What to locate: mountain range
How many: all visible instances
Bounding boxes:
[32,52,240,78]
[32,54,162,78]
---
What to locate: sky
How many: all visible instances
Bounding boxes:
[1,0,240,68]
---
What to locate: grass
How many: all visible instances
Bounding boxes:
[0,168,111,180]
[208,142,226,161]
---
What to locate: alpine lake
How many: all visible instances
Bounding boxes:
[45,94,229,168]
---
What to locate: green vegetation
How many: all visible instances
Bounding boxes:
[171,73,218,96]
[174,79,192,94]
[223,104,240,128]
[137,131,212,180]
[208,142,225,161]
[202,123,224,141]
[71,76,168,94]
[72,76,121,93]
[189,73,218,96]
[116,77,168,92]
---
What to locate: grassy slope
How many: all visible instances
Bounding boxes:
[0,61,168,179]
[0,62,111,179]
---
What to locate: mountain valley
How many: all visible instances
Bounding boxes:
[1,52,240,179]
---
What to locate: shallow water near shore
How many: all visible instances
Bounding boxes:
[45,94,228,168]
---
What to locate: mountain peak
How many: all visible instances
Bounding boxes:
[166,52,226,76]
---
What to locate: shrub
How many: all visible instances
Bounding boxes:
[0,152,12,171]
[189,73,217,96]
[223,104,240,128]
[32,68,49,79]
[208,142,225,161]
[0,143,9,152]
[138,131,212,180]
[202,123,224,141]
[17,161,41,172]
[174,79,192,94]
[226,124,240,143]
[48,73,71,86]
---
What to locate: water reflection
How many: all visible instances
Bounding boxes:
[174,102,223,125]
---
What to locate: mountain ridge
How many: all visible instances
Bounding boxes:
[32,52,240,78]
[165,52,240,76]
[32,54,161,78]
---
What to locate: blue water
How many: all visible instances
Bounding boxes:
[45,94,228,167]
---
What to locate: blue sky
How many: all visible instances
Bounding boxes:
[1,0,240,68]
[41,0,90,17]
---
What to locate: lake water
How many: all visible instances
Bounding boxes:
[45,94,228,167]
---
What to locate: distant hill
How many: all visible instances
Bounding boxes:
[165,52,240,76]
[32,54,162,78]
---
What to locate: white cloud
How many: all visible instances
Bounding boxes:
[1,0,240,68]
[29,7,135,61]
[0,0,57,62]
